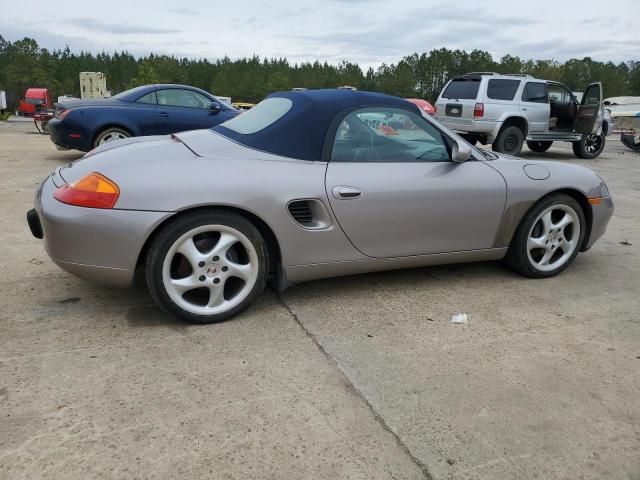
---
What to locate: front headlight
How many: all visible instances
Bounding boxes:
[598,176,610,197]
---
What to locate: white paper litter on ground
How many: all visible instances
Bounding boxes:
[451,313,468,324]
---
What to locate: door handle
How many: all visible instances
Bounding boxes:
[332,186,362,199]
[157,112,169,118]
[522,108,528,111]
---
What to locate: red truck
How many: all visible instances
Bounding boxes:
[18,88,53,116]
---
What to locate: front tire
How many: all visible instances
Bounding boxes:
[526,140,553,153]
[506,194,586,278]
[145,210,269,324]
[492,126,524,156]
[93,127,131,148]
[572,132,605,159]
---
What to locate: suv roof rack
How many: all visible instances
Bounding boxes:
[463,72,534,78]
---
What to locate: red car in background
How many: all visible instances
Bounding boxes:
[406,98,435,116]
[19,88,53,116]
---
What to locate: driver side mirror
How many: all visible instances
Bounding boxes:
[209,101,221,114]
[451,139,472,162]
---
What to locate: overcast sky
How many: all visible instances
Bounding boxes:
[2,0,638,68]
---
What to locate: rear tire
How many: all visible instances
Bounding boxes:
[145,210,269,324]
[620,133,640,152]
[526,140,553,153]
[572,132,605,159]
[505,193,586,278]
[492,126,524,156]
[93,127,131,148]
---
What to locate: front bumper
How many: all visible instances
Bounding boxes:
[584,195,614,250]
[31,173,172,287]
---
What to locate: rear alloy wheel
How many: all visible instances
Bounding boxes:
[506,194,585,278]
[93,127,131,148]
[492,126,524,156]
[146,211,269,323]
[572,132,605,159]
[526,140,553,153]
[620,133,640,152]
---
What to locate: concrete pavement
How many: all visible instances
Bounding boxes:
[1,122,638,479]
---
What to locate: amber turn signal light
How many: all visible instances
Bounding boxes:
[54,172,120,209]
[587,197,603,206]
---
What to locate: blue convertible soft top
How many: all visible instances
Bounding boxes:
[212,89,421,161]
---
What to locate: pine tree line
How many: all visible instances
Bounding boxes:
[1,35,639,108]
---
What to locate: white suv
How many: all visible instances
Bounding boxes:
[435,73,607,158]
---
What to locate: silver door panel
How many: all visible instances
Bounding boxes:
[326,161,507,258]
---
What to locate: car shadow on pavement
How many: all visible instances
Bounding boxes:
[288,261,516,299]
[125,304,187,329]
[43,151,84,162]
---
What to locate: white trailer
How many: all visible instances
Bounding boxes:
[79,72,108,99]
[0,90,6,111]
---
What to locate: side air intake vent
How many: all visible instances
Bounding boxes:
[288,200,314,226]
[286,199,332,229]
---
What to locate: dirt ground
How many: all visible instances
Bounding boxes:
[1,121,638,480]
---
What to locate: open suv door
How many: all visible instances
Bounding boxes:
[574,82,604,134]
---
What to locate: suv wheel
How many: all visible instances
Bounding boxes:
[492,126,524,156]
[572,133,605,159]
[526,140,553,153]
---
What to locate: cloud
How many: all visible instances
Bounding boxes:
[69,18,180,34]
[1,0,637,68]
[0,22,107,52]
[169,7,198,16]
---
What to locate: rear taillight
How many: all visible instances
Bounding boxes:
[474,103,484,118]
[434,105,438,114]
[54,172,120,209]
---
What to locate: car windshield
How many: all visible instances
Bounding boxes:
[219,97,292,134]
[26,98,44,104]
[442,79,481,100]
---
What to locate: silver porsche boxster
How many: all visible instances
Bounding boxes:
[28,89,614,323]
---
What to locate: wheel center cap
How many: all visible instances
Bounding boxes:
[205,263,220,277]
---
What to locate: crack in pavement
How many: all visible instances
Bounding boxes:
[277,294,434,480]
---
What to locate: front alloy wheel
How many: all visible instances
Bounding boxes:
[525,205,581,273]
[146,211,268,323]
[506,194,585,278]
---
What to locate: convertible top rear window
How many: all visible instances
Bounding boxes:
[221,97,292,134]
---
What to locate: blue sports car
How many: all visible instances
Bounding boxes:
[48,84,239,152]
